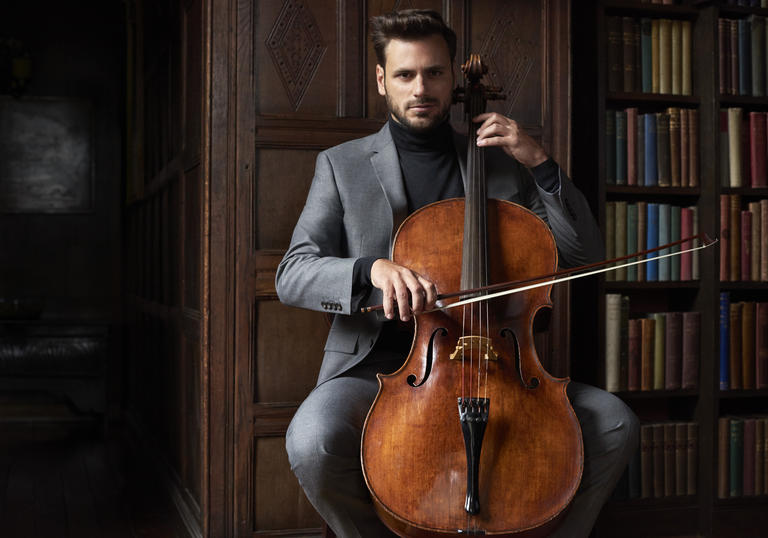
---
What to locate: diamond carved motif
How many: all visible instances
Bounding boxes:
[479,8,535,114]
[266,0,327,110]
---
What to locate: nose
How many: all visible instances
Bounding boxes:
[413,74,426,97]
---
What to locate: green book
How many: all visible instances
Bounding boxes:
[730,418,744,497]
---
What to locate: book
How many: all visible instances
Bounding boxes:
[730,194,742,281]
[657,113,671,186]
[641,424,653,498]
[730,302,743,389]
[659,19,672,94]
[653,313,666,390]
[608,16,623,93]
[682,21,692,95]
[616,201,628,280]
[637,112,646,185]
[720,195,730,281]
[645,113,658,185]
[638,201,647,281]
[681,108,689,187]
[749,201,761,281]
[653,423,665,497]
[749,112,766,187]
[680,207,693,280]
[687,422,697,495]
[744,418,756,495]
[669,108,680,186]
[620,296,630,392]
[658,203,671,280]
[742,210,752,282]
[731,417,744,497]
[606,202,615,281]
[675,422,687,496]
[628,203,638,281]
[756,418,765,496]
[750,15,765,96]
[616,110,627,184]
[647,203,659,281]
[762,200,768,280]
[720,292,731,390]
[605,294,622,392]
[720,18,729,95]
[757,303,768,389]
[664,423,676,496]
[629,318,642,391]
[728,108,743,187]
[688,109,699,187]
[720,110,730,187]
[627,108,638,185]
[682,311,700,390]
[623,17,636,93]
[641,18,653,93]
[606,111,616,185]
[641,317,656,391]
[670,205,681,281]
[742,301,756,389]
[665,311,683,390]
[719,417,730,498]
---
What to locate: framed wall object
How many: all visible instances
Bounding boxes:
[0,96,94,213]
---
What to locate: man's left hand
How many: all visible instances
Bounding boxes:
[473,112,548,168]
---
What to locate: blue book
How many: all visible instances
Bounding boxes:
[658,203,671,281]
[739,18,752,95]
[644,113,658,186]
[646,203,659,281]
[720,292,730,390]
[670,205,681,281]
[641,18,652,93]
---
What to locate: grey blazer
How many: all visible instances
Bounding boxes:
[275,123,604,385]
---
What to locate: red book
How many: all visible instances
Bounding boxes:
[665,312,683,390]
[628,108,638,185]
[682,311,700,390]
[757,303,768,389]
[744,418,756,496]
[628,318,642,391]
[720,195,730,281]
[749,112,767,188]
[742,210,752,282]
[681,207,693,280]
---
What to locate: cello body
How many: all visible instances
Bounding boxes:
[360,200,583,537]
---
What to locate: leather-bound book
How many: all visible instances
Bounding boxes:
[687,422,697,495]
[628,318,642,391]
[757,302,768,389]
[647,203,660,281]
[730,302,743,389]
[664,423,676,496]
[638,201,648,281]
[742,210,752,282]
[608,16,623,93]
[606,111,616,185]
[749,15,765,96]
[730,417,744,497]
[720,293,731,390]
[628,203,638,281]
[658,204,671,281]
[641,424,653,498]
[671,205,681,281]
[675,422,687,496]
[742,301,756,389]
[669,107,680,186]
[653,312,666,390]
[730,20,739,96]
[657,113,671,187]
[616,201,628,280]
[623,17,636,92]
[719,18,729,95]
[605,294,622,392]
[761,200,768,281]
[728,108,743,187]
[682,311,700,390]
[620,296,630,391]
[627,108,638,185]
[617,110,627,184]
[681,108,689,187]
[671,20,681,95]
[665,311,683,390]
[744,418,756,496]
[645,113,658,185]
[721,110,730,186]
[652,18,660,93]
[641,18,652,93]
[641,317,656,391]
[738,19,752,96]
[730,194,742,281]
[720,195,730,281]
[637,112,646,185]
[719,417,730,498]
[653,423,665,497]
[606,201,615,281]
[680,207,693,280]
[749,112,767,187]
[688,109,698,187]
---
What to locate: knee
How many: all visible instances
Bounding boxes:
[603,394,640,462]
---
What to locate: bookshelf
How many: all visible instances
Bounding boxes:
[572,1,768,537]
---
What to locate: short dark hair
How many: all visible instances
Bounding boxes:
[370,9,457,67]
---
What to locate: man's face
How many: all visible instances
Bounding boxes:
[376,34,454,133]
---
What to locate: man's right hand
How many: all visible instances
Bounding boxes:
[370,259,437,322]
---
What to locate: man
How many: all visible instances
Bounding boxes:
[276,9,638,538]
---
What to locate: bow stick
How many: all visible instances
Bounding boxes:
[360,233,717,314]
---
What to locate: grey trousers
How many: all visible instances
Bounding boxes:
[286,356,639,538]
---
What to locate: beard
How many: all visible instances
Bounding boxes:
[385,93,452,134]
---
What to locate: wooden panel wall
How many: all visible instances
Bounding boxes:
[222,1,573,536]
[124,0,205,535]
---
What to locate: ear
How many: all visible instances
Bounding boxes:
[376,64,386,96]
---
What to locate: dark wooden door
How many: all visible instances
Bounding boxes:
[215,1,573,535]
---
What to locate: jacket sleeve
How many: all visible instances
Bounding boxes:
[518,159,605,268]
[275,151,358,315]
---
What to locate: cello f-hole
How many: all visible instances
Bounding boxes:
[500,327,539,389]
[407,327,447,387]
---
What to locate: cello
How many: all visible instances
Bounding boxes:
[360,55,583,536]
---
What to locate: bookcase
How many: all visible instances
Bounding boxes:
[571,1,768,537]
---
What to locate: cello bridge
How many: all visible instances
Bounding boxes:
[449,336,498,361]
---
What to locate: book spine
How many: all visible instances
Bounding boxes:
[645,113,658,185]
[608,16,623,93]
[744,418,756,495]
[653,313,666,390]
[680,207,693,280]
[742,302,756,389]
[669,108,681,186]
[757,302,768,389]
[642,18,653,93]
[731,418,744,497]
[629,318,642,391]
[607,111,616,185]
[659,19,672,94]
[682,21,692,96]
[616,201,628,280]
[749,112,767,187]
[687,422,697,495]
[689,109,698,187]
[605,294,622,392]
[623,17,636,92]
[719,417,730,498]
[657,113,671,186]
[628,204,638,281]
[682,311,701,390]
[750,201,761,280]
[731,194,742,280]
[670,205,681,281]
[617,110,627,184]
[742,210,753,282]
[658,203,671,281]
[721,194,730,280]
[642,317,656,391]
[665,311,683,390]
[647,203,660,281]
[638,201,648,281]
[664,423,676,496]
[721,292,731,390]
[728,108,744,187]
[675,422,687,496]
[641,424,653,498]
[627,108,638,185]
[730,301,743,389]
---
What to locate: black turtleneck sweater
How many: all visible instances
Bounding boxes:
[351,117,562,306]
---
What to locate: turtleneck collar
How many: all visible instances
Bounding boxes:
[388,115,454,153]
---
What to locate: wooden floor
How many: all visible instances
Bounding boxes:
[0,425,181,538]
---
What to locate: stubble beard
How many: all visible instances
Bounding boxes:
[385,92,451,134]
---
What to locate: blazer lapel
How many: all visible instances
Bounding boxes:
[369,124,409,239]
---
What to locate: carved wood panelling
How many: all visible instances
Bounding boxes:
[255,0,337,115]
[254,149,319,250]
[254,301,326,404]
